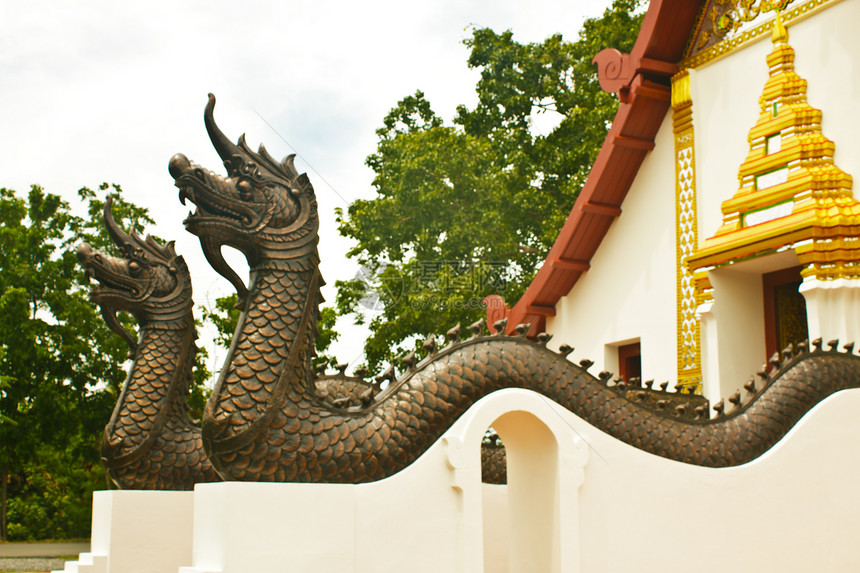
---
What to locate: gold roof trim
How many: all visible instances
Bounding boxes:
[681,0,846,71]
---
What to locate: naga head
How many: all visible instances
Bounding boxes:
[168,94,319,302]
[77,197,193,350]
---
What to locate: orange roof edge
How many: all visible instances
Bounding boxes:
[495,0,701,336]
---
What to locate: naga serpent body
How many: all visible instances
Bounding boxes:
[77,200,218,489]
[168,95,860,483]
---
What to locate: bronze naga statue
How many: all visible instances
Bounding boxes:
[77,200,218,489]
[160,94,860,483]
[85,94,860,487]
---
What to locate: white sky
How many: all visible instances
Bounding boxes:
[1,0,613,379]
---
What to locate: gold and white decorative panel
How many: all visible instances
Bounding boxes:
[672,71,702,394]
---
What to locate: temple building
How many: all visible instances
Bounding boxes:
[491,0,860,409]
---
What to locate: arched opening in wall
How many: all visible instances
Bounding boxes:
[481,412,559,573]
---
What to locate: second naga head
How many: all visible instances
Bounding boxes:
[168,94,319,303]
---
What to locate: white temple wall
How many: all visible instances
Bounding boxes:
[547,112,678,386]
[65,388,860,573]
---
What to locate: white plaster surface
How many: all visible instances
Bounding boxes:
[801,277,860,345]
[57,490,194,573]
[180,390,589,573]
[547,111,678,387]
[575,387,860,572]
[66,387,860,573]
[707,265,766,397]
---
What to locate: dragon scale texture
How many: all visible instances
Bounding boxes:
[77,200,218,489]
[167,95,860,484]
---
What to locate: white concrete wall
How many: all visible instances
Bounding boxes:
[547,112,678,386]
[176,387,860,573]
[801,277,860,346]
[72,386,860,573]
[575,388,860,572]
[58,490,194,573]
[482,484,509,573]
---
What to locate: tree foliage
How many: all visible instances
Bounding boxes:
[336,0,643,371]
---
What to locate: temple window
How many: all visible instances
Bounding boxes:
[766,133,781,155]
[618,342,642,382]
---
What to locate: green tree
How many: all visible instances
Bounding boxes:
[0,183,209,540]
[336,0,644,371]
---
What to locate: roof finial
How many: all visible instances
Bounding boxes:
[772,9,788,45]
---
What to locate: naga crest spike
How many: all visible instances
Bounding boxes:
[675,403,687,417]
[360,386,379,406]
[204,94,241,163]
[713,399,725,416]
[744,378,756,394]
[102,197,137,257]
[728,391,741,406]
[660,382,669,391]
[468,319,484,338]
[401,349,417,370]
[827,339,839,351]
[644,379,654,389]
[423,334,438,355]
[694,405,707,420]
[579,358,594,371]
[598,370,613,382]
[812,337,823,351]
[513,323,531,337]
[844,341,855,354]
[492,318,508,335]
[335,363,348,375]
[375,364,396,386]
[446,323,461,343]
[536,332,553,346]
[353,366,369,379]
[768,352,781,370]
[557,344,574,357]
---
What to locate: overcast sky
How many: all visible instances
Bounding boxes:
[1,0,614,378]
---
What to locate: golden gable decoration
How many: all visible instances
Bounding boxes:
[687,0,794,56]
[688,12,860,285]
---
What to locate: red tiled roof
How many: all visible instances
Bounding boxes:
[490,0,701,336]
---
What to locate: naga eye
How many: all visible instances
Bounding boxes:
[128,261,141,274]
[237,179,253,200]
